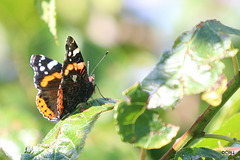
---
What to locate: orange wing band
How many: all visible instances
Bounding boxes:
[40,72,62,87]
[64,62,85,76]
[57,88,64,114]
[36,96,56,120]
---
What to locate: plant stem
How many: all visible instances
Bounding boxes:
[160,73,240,160]
[232,55,239,76]
[140,148,146,160]
[204,134,240,145]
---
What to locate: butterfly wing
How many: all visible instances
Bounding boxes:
[30,54,62,121]
[57,36,95,119]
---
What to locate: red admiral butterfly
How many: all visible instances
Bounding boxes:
[30,36,95,121]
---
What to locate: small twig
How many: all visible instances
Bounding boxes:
[204,134,240,145]
[140,148,146,160]
[231,44,239,76]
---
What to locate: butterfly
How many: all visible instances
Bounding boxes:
[30,36,95,121]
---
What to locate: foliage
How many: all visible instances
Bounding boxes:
[21,13,240,159]
[114,83,180,149]
[35,0,57,40]
[141,20,239,109]
[22,99,115,159]
[174,147,227,160]
[1,0,240,159]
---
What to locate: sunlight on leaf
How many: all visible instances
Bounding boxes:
[35,0,57,41]
[201,75,228,106]
[21,99,115,159]
[142,20,240,109]
[114,83,180,149]
[0,148,11,160]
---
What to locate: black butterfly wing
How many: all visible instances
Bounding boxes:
[30,54,62,121]
[57,36,95,119]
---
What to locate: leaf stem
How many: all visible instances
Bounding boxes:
[160,73,240,160]
[140,148,146,160]
[204,134,240,145]
[232,55,239,76]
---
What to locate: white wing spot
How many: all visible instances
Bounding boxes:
[72,75,77,82]
[68,51,72,57]
[73,48,80,56]
[38,62,42,66]
[40,66,45,71]
[44,71,49,75]
[40,56,46,60]
[47,60,58,70]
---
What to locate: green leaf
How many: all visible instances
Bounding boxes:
[0,148,11,160]
[201,75,228,106]
[228,150,240,159]
[21,99,115,160]
[194,113,240,149]
[35,0,57,40]
[114,83,180,149]
[142,20,240,109]
[174,147,227,160]
[206,89,240,133]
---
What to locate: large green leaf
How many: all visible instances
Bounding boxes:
[35,0,57,40]
[228,150,240,159]
[0,148,11,160]
[114,83,180,149]
[142,20,240,109]
[206,89,240,133]
[174,147,227,160]
[194,113,240,149]
[21,99,115,160]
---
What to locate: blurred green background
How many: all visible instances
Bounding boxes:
[1,0,240,159]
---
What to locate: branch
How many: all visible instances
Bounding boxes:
[161,72,240,160]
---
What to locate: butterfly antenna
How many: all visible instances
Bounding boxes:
[90,51,109,76]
